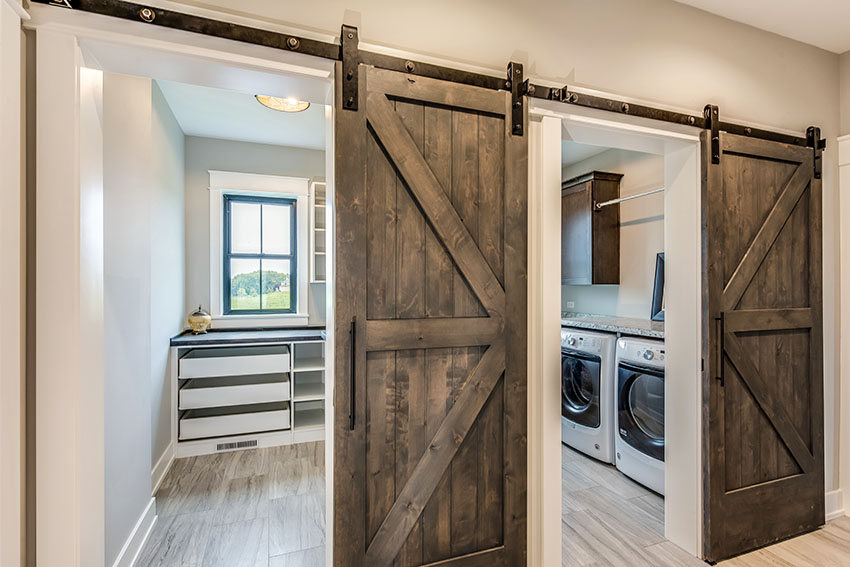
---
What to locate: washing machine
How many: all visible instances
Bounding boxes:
[561,328,617,463]
[614,336,665,495]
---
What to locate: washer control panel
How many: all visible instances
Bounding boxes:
[561,330,605,353]
[617,339,665,365]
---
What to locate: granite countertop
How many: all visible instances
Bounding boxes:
[561,312,664,339]
[170,327,326,347]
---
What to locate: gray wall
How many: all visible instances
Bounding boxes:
[150,82,186,468]
[183,136,326,322]
[103,72,153,567]
[103,74,187,566]
[561,149,664,318]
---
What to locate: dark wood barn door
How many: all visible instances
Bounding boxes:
[333,64,527,567]
[703,131,824,561]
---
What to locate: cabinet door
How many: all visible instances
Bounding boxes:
[561,182,592,284]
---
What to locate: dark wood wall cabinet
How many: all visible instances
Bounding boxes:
[561,171,623,285]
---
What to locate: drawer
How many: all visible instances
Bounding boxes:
[179,402,290,440]
[179,374,290,410]
[179,345,290,378]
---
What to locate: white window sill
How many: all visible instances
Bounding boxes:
[210,314,309,329]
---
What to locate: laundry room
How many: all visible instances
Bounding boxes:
[558,135,671,562]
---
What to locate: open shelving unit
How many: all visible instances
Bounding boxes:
[310,181,327,283]
[171,337,326,458]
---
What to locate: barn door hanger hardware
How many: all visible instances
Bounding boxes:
[507,62,525,136]
[705,104,720,164]
[341,24,359,111]
[806,126,826,179]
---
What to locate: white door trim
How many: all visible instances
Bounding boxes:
[0,2,28,566]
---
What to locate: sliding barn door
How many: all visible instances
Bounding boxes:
[333,64,527,567]
[703,131,824,561]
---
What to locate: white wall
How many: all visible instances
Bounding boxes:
[561,148,664,318]
[103,72,154,567]
[150,82,185,472]
[183,136,326,323]
[1,1,26,565]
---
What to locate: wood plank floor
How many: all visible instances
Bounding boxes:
[718,516,850,567]
[561,444,704,567]
[563,443,850,567]
[136,441,325,567]
[137,439,850,566]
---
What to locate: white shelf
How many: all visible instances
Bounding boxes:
[293,381,325,401]
[293,358,325,372]
[294,407,325,429]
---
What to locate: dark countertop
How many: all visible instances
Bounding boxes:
[170,327,326,347]
[561,312,664,339]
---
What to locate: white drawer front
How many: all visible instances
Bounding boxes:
[179,375,290,410]
[180,402,290,440]
[179,345,290,378]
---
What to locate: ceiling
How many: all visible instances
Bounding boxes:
[562,140,609,167]
[156,80,327,150]
[673,0,850,54]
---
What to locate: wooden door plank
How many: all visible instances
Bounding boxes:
[365,342,507,567]
[365,317,504,351]
[502,92,529,567]
[394,98,428,567]
[421,103,455,564]
[475,112,507,550]
[723,332,816,473]
[721,164,810,312]
[366,91,506,318]
[333,62,369,565]
[724,308,813,333]
[368,66,507,116]
[366,351,398,542]
[449,107,483,556]
[722,134,810,164]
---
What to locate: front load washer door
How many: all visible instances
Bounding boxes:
[617,361,664,461]
[561,350,601,428]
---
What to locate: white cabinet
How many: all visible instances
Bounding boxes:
[171,334,326,457]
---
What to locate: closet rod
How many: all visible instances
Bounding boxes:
[595,187,664,210]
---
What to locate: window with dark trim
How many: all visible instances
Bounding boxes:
[223,194,297,314]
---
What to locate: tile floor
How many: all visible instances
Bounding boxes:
[136,439,849,566]
[136,441,325,567]
[561,443,705,567]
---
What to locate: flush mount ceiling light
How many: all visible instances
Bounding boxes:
[255,95,310,112]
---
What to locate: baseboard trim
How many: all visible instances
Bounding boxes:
[152,441,174,495]
[111,497,156,567]
[826,489,844,522]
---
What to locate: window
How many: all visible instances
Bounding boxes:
[223,194,297,314]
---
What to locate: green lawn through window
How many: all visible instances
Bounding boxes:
[230,291,291,311]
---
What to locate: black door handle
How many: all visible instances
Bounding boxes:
[349,317,356,430]
[715,314,725,387]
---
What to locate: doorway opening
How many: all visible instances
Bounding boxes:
[33,18,336,566]
[527,106,703,565]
